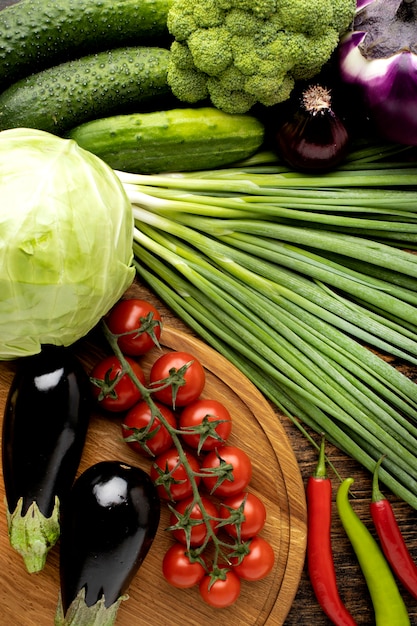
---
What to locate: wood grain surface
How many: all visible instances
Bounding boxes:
[0,281,306,625]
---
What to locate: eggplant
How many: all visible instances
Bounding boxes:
[2,344,91,573]
[55,460,160,626]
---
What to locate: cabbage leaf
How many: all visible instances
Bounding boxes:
[0,128,135,359]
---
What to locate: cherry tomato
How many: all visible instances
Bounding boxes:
[106,298,162,356]
[169,496,219,547]
[150,447,201,501]
[179,398,232,452]
[219,492,267,540]
[230,536,275,581]
[201,446,252,497]
[90,355,145,412]
[149,351,205,408]
[122,400,177,457]
[199,569,241,608]
[162,543,206,589]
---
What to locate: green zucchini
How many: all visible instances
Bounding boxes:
[67,107,265,173]
[0,47,171,135]
[0,0,173,86]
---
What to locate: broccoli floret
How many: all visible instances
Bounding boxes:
[331,0,357,34]
[224,9,265,36]
[277,0,334,37]
[187,26,233,75]
[168,0,226,40]
[206,76,257,114]
[216,0,277,20]
[170,40,196,70]
[167,1,197,41]
[192,0,225,27]
[291,30,340,79]
[167,0,356,114]
[167,64,209,102]
[216,65,247,92]
[244,72,295,107]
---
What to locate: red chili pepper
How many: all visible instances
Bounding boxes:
[306,437,357,626]
[370,457,417,601]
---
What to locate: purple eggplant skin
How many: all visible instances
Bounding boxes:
[338,0,417,145]
[58,460,160,618]
[2,344,91,572]
[2,344,91,516]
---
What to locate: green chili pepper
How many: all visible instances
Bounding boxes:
[336,477,410,626]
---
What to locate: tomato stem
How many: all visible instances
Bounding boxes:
[102,320,243,573]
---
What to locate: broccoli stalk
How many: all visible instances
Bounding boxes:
[166,0,356,114]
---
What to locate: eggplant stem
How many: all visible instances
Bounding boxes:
[6,496,60,574]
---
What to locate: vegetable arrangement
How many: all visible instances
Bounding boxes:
[89,297,275,610]
[0,304,167,624]
[1,0,417,622]
[307,447,417,624]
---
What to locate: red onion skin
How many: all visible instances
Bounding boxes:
[276,93,349,173]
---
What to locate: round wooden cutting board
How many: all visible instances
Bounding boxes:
[0,325,307,626]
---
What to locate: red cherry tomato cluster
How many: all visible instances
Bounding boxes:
[90,297,275,609]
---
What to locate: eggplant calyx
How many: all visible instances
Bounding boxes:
[54,589,128,626]
[6,495,60,573]
[356,0,417,58]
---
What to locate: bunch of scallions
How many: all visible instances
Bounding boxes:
[116,140,417,509]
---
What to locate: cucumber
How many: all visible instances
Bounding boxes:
[66,107,265,173]
[0,0,173,87]
[0,46,171,135]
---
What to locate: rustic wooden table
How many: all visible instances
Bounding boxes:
[1,0,417,622]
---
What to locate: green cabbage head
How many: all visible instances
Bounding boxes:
[0,128,135,359]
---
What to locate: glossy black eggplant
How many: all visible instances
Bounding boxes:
[2,344,91,573]
[55,460,160,626]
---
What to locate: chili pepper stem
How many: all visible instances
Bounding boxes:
[314,435,327,479]
[372,456,387,503]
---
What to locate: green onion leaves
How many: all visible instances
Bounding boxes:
[118,142,417,508]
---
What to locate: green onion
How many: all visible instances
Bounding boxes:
[117,143,417,508]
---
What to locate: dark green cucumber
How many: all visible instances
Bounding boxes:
[0,46,171,135]
[67,107,265,173]
[0,0,173,87]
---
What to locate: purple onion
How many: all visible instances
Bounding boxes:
[275,85,349,172]
[338,0,417,145]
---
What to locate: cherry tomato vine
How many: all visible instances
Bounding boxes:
[90,297,275,609]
